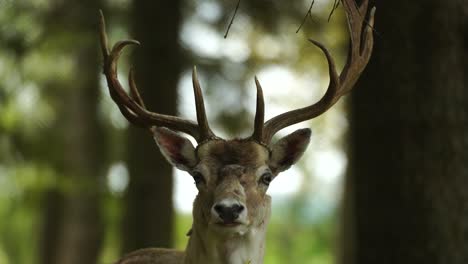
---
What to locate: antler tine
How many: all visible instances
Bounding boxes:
[99,10,203,141]
[339,0,375,91]
[192,67,217,141]
[99,10,110,60]
[261,0,375,143]
[100,12,144,123]
[128,68,146,108]
[262,39,340,143]
[358,0,369,18]
[251,76,265,142]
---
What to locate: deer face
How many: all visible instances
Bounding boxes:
[154,127,311,235]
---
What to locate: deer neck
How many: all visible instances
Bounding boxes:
[184,215,270,264]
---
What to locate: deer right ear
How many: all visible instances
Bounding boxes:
[269,128,311,174]
[153,127,197,171]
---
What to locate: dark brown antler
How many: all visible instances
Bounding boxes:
[255,0,375,144]
[99,10,216,142]
[251,76,265,142]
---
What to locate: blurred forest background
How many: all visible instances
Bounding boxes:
[0,0,467,264]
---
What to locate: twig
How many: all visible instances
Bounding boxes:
[357,4,380,38]
[296,0,315,33]
[350,2,381,38]
[224,0,241,38]
[327,0,340,22]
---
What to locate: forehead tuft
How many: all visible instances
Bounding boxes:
[197,139,269,166]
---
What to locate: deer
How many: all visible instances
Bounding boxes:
[99,1,375,263]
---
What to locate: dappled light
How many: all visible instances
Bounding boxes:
[0,0,389,263]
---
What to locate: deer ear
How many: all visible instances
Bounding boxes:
[153,127,197,171]
[269,128,311,174]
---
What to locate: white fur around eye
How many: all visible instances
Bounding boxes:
[256,165,272,181]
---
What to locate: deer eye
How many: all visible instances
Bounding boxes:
[260,172,273,186]
[192,171,205,185]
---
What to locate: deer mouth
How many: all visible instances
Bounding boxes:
[214,218,248,228]
[216,221,242,227]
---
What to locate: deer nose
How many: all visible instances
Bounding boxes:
[213,203,245,223]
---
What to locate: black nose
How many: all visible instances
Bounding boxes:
[214,203,245,223]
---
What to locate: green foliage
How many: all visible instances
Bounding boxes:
[98,193,125,264]
[0,163,49,264]
[265,213,335,264]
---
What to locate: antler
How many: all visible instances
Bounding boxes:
[99,11,216,142]
[253,0,376,144]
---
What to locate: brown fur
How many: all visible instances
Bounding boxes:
[116,248,184,264]
[116,131,310,264]
[197,139,269,167]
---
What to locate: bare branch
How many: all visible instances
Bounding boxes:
[224,0,241,38]
[327,0,340,22]
[296,0,315,34]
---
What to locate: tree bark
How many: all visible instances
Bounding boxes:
[344,1,468,263]
[121,0,181,253]
[39,1,106,264]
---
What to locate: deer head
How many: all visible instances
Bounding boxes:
[100,0,375,262]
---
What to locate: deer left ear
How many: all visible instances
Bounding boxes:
[153,127,197,171]
[269,128,311,174]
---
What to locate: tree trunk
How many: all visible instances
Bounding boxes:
[121,0,181,253]
[39,1,106,263]
[344,1,468,263]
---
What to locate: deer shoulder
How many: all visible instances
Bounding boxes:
[115,248,185,264]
